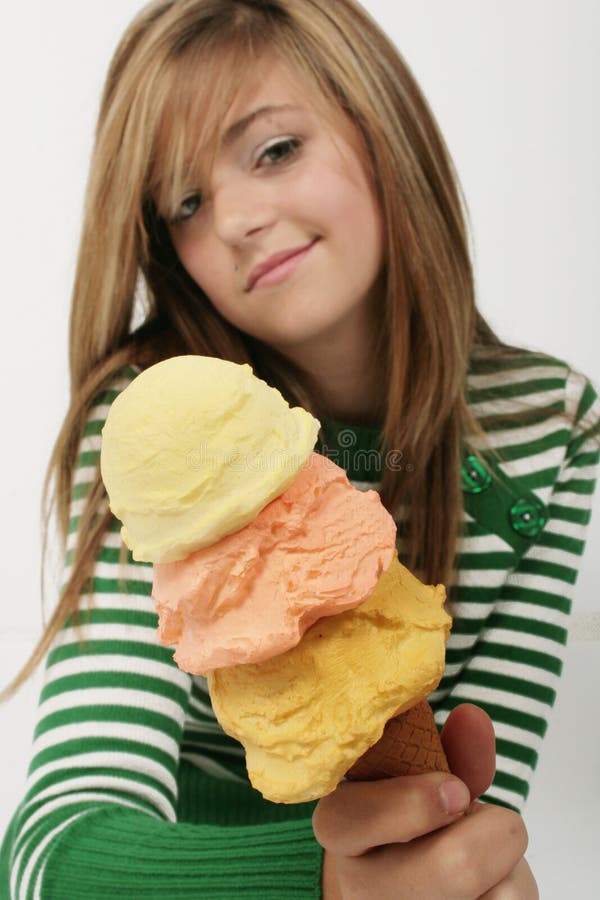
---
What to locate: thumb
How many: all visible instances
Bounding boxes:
[440,703,496,801]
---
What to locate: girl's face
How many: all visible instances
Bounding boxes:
[166,53,385,359]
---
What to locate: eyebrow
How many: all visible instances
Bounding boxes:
[221,104,302,148]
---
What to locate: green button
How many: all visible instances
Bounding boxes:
[461,455,493,494]
[509,497,548,538]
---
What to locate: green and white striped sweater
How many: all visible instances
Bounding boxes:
[2,349,599,899]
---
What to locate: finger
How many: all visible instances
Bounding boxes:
[332,806,531,900]
[422,802,529,898]
[441,703,496,800]
[312,772,471,856]
[477,858,539,899]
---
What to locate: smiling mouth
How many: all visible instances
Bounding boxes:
[246,239,320,292]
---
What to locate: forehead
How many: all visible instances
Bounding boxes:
[222,53,315,125]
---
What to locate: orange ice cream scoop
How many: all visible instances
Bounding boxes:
[153,452,397,673]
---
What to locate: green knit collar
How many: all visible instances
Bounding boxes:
[316,416,383,483]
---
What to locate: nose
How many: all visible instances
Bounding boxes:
[212,177,277,245]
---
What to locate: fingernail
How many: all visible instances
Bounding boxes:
[439,780,471,816]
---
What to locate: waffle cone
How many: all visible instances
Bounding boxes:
[346,699,449,780]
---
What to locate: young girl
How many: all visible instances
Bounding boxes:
[2,0,598,896]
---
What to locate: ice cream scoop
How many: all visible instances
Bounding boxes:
[208,553,450,803]
[153,451,397,672]
[100,355,319,563]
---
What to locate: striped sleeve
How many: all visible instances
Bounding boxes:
[440,367,600,812]
[5,368,322,900]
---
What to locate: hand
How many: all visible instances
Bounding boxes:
[313,704,539,899]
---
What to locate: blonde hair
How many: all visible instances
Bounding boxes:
[5,0,530,698]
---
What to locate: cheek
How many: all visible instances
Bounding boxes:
[172,229,225,293]
[172,231,246,326]
[334,180,384,274]
[305,158,382,255]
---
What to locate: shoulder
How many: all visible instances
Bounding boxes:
[87,363,141,423]
[467,346,599,439]
[467,346,570,397]
[71,364,142,503]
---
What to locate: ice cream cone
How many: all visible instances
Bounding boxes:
[346,699,449,780]
[100,356,453,803]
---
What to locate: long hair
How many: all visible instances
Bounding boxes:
[4,0,528,698]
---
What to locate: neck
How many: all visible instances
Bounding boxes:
[305,349,381,426]
[274,307,383,427]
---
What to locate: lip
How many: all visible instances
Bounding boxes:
[245,239,319,292]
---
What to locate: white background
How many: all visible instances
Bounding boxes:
[1,1,599,896]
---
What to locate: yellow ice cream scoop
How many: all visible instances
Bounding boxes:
[100,356,320,563]
[208,553,451,804]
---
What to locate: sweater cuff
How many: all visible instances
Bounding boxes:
[42,806,323,899]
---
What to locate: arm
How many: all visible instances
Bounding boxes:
[4,369,322,899]
[438,367,600,811]
[315,366,599,898]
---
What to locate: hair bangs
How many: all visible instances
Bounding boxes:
[146,13,351,223]
[149,41,262,220]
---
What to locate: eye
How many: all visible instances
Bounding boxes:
[257,137,302,167]
[171,192,203,224]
